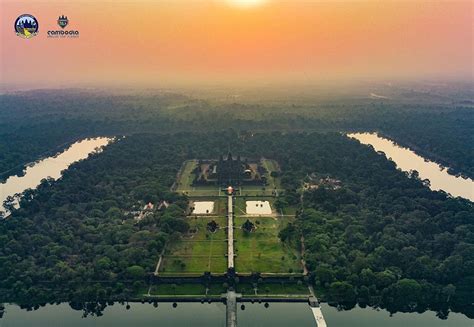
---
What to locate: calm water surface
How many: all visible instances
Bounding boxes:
[348,133,473,201]
[0,303,472,327]
[0,137,112,216]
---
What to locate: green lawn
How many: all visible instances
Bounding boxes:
[181,186,221,197]
[159,216,228,275]
[235,283,257,296]
[207,283,228,295]
[234,197,247,215]
[261,158,282,190]
[239,185,273,197]
[175,160,221,196]
[238,159,282,196]
[215,197,228,216]
[146,282,308,297]
[175,160,197,191]
[234,216,302,274]
[257,283,310,296]
[149,283,207,296]
[235,282,309,296]
[169,158,300,276]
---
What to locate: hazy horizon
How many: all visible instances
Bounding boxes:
[2,0,472,89]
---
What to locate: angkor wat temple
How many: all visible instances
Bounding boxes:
[192,153,267,186]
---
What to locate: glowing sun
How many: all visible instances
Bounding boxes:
[226,0,268,8]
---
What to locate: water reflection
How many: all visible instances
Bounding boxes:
[0,302,471,327]
[320,303,473,327]
[1,302,226,327]
[0,137,112,217]
[348,133,473,201]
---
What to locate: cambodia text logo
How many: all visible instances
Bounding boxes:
[15,14,39,39]
[48,15,79,38]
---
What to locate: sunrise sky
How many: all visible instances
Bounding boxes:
[1,0,472,88]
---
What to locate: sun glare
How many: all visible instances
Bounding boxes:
[226,0,268,8]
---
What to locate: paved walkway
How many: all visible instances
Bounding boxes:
[226,291,237,327]
[308,286,327,327]
[153,246,166,276]
[311,307,327,327]
[227,194,234,269]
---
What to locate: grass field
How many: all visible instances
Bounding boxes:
[144,283,308,297]
[261,158,282,189]
[160,216,228,275]
[175,160,197,191]
[235,283,310,296]
[181,185,221,197]
[238,185,273,197]
[168,158,302,276]
[148,283,207,296]
[237,159,282,196]
[175,160,221,196]
[234,216,302,274]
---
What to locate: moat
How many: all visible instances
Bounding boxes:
[1,302,471,326]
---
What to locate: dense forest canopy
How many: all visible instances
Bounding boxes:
[0,135,190,302]
[0,132,472,319]
[0,88,473,181]
[271,134,474,318]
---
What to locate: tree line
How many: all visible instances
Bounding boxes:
[1,90,472,182]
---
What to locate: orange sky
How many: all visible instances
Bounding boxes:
[1,0,472,88]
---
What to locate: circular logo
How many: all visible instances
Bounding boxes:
[15,14,39,39]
